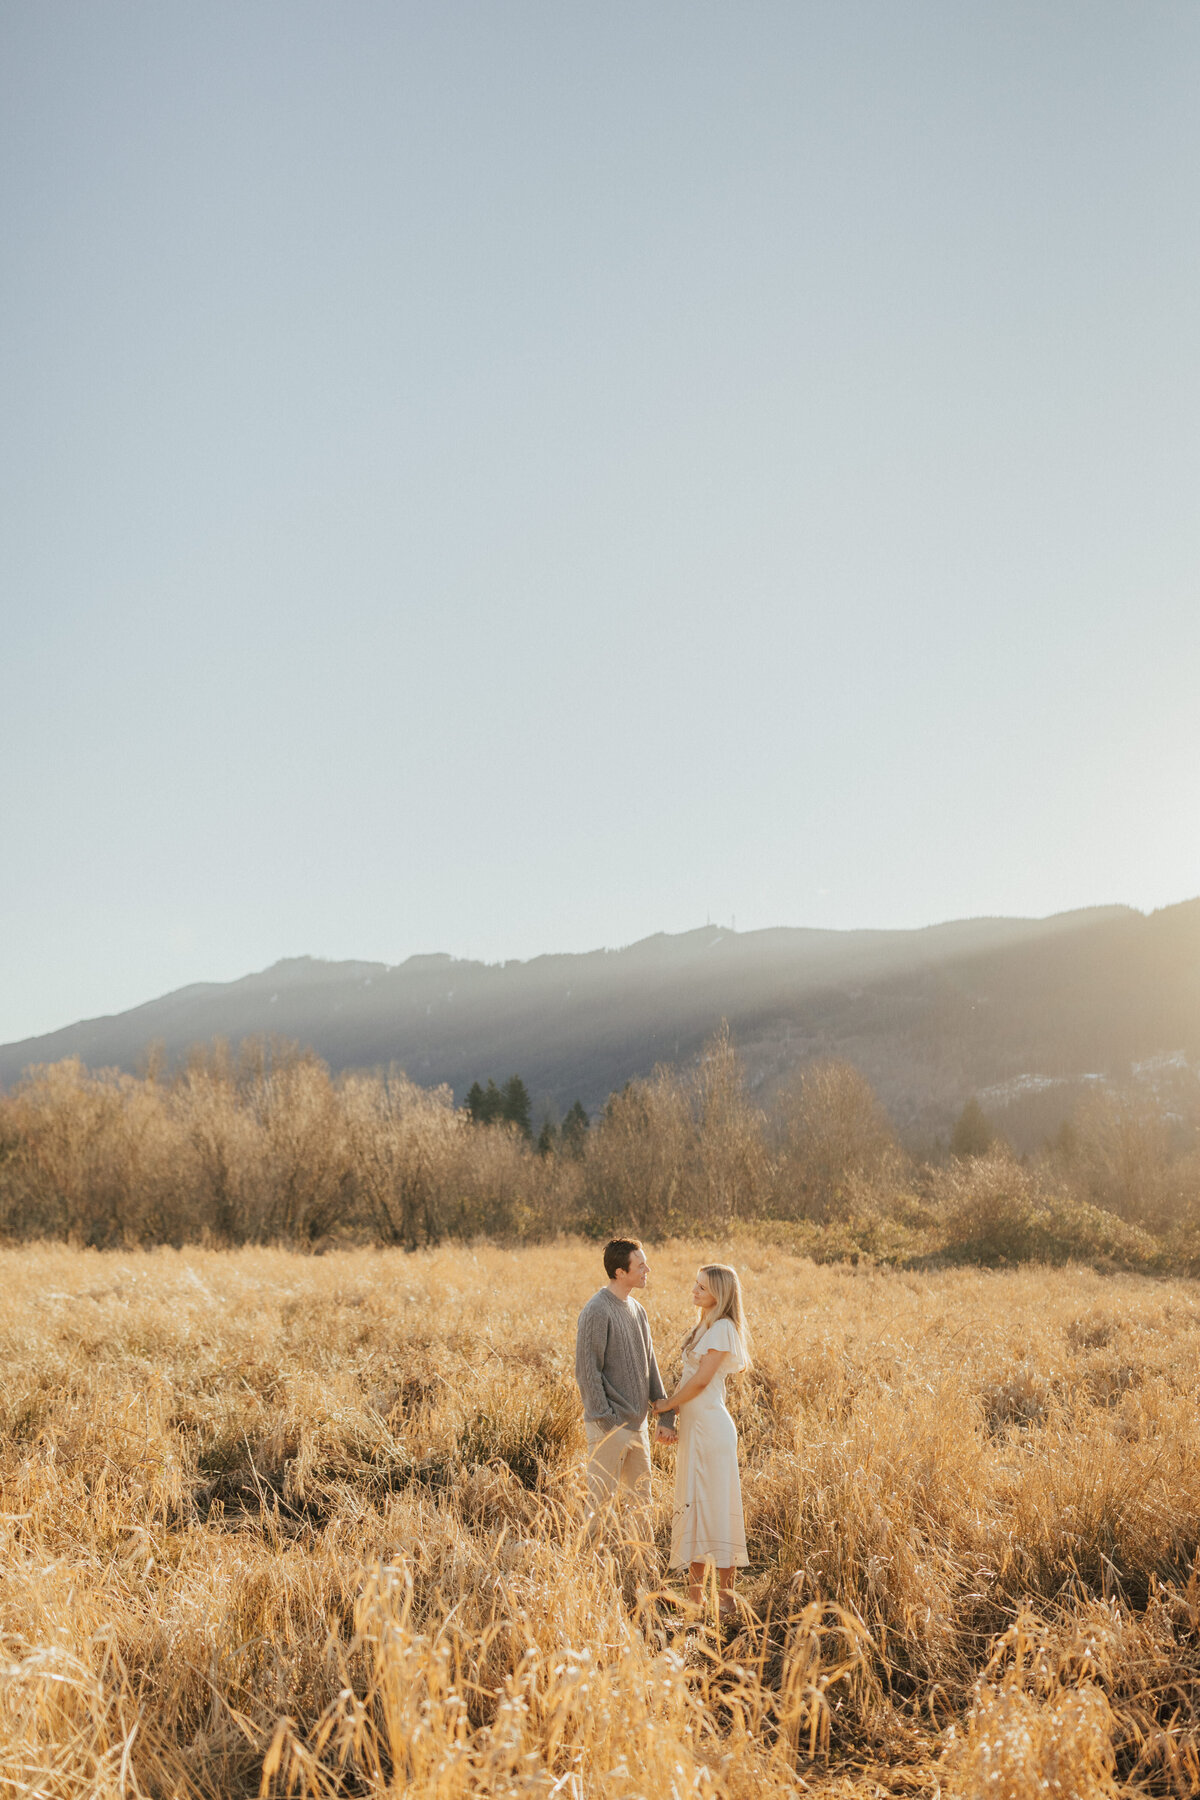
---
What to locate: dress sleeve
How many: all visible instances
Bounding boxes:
[698,1318,747,1371]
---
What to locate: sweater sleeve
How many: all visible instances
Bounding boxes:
[575,1305,620,1428]
[643,1312,675,1431]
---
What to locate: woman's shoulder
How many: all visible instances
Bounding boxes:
[698,1317,743,1354]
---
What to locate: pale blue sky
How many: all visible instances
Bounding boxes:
[3,3,1199,1044]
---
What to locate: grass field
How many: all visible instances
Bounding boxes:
[5,1240,1200,1797]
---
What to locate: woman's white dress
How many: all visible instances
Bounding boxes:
[670,1317,748,1568]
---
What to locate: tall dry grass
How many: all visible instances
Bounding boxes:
[6,1240,1200,1796]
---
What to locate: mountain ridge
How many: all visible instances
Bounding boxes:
[3,901,1194,1145]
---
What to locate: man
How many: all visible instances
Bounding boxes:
[574,1237,676,1559]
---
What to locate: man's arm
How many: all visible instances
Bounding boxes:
[645,1331,675,1432]
[575,1306,620,1431]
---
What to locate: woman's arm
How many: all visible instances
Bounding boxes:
[652,1349,723,1414]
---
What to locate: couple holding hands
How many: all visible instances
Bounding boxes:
[574,1237,751,1615]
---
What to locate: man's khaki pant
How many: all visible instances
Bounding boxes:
[584,1419,654,1564]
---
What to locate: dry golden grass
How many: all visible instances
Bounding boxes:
[5,1239,1200,1797]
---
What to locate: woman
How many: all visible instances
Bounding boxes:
[653,1263,751,1614]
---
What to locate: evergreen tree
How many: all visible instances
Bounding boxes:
[501,1074,532,1139]
[536,1119,557,1157]
[950,1095,994,1159]
[561,1099,590,1159]
[466,1074,534,1137]
[466,1078,503,1124]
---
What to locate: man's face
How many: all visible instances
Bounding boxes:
[625,1248,649,1288]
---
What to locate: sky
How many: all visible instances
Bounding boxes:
[3,3,1199,1045]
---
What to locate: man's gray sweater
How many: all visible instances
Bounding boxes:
[575,1288,675,1432]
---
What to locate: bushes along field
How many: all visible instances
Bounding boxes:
[1,1031,1198,1269]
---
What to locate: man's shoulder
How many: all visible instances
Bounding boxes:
[577,1288,613,1323]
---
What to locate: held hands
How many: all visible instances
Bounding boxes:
[652,1395,679,1444]
[652,1397,678,1416]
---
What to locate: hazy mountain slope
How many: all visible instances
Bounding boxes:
[733,900,1200,1133]
[3,902,1195,1140]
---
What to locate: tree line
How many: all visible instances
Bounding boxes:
[0,1028,1197,1265]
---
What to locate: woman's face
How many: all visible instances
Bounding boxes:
[692,1271,717,1311]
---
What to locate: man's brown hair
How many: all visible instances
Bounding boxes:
[603,1237,641,1280]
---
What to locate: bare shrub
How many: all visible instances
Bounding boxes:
[579,1066,696,1236]
[440,1101,567,1238]
[342,1070,463,1246]
[0,1059,181,1246]
[577,1025,767,1235]
[935,1149,1160,1268]
[694,1022,769,1221]
[237,1041,353,1241]
[172,1043,267,1238]
[771,1058,904,1222]
[1069,1087,1179,1229]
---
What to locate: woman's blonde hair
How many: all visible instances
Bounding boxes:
[684,1263,752,1368]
